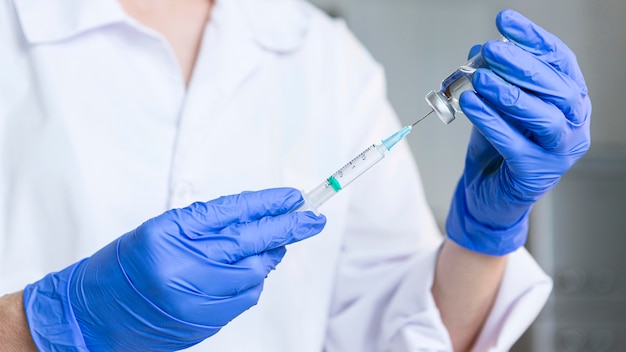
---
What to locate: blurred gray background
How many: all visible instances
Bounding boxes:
[308,0,626,351]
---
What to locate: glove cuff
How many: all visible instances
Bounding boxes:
[23,260,90,351]
[446,180,530,256]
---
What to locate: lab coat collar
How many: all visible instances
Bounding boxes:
[234,0,311,53]
[12,0,311,53]
[12,0,126,44]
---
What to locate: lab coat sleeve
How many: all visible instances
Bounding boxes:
[379,248,553,352]
[323,19,553,352]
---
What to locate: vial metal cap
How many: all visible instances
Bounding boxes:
[425,90,456,124]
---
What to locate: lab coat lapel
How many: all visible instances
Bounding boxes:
[12,0,125,44]
[209,0,311,99]
[209,0,266,102]
[175,0,311,143]
[236,0,311,53]
[174,0,268,152]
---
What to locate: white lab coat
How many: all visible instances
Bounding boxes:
[0,0,552,350]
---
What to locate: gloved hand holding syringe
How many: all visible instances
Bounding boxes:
[295,38,505,215]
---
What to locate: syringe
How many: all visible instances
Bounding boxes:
[294,114,431,215]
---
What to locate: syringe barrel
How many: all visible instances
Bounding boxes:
[295,182,335,215]
[330,143,387,190]
[295,143,387,214]
[426,37,508,124]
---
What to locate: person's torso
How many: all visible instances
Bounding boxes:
[0,0,391,350]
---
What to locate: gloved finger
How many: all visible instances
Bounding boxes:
[202,247,287,296]
[468,44,482,60]
[496,9,587,91]
[460,90,534,162]
[463,127,503,184]
[482,40,587,124]
[211,211,326,263]
[473,69,567,150]
[162,247,287,325]
[165,188,305,234]
[188,282,266,327]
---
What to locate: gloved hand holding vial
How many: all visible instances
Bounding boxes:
[298,9,590,257]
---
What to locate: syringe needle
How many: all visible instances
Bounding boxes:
[411,110,433,127]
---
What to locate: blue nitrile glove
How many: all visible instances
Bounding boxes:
[446,9,591,256]
[23,188,326,351]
